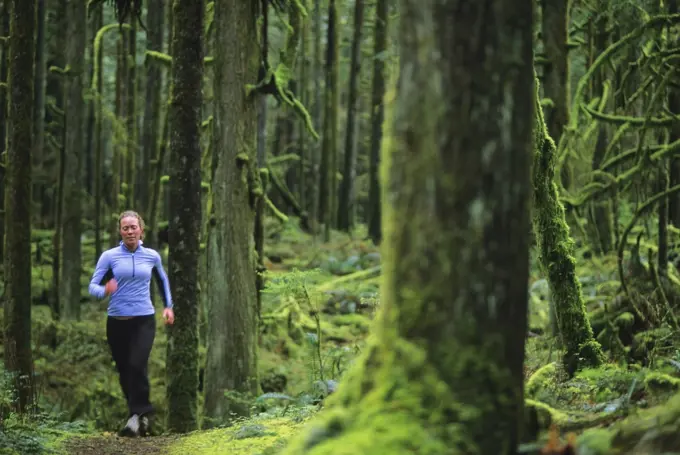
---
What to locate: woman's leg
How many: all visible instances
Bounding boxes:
[106,317,132,409]
[126,314,156,417]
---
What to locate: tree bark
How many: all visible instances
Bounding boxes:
[337,0,364,232]
[0,0,9,261]
[32,0,47,227]
[141,0,165,220]
[203,0,261,427]
[166,0,204,434]
[318,0,338,241]
[60,0,86,320]
[282,1,535,453]
[4,0,36,414]
[367,0,387,244]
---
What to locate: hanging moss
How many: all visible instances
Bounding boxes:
[532,73,605,376]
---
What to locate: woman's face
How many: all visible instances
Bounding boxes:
[120,216,143,249]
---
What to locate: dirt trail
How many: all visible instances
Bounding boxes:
[63,434,181,455]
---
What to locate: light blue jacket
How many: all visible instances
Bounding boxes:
[88,241,173,317]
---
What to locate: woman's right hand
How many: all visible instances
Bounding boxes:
[105,278,118,296]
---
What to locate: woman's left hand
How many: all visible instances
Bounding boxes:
[163,308,175,325]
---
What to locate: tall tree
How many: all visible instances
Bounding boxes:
[318,0,338,241]
[166,0,204,433]
[60,0,86,320]
[282,0,535,452]
[4,0,36,414]
[337,0,364,232]
[0,0,9,260]
[203,0,261,426]
[366,0,388,244]
[142,0,165,220]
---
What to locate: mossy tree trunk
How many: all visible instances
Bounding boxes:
[283,1,535,453]
[203,0,261,427]
[4,0,36,414]
[166,0,204,433]
[60,0,86,321]
[336,0,364,232]
[532,77,605,376]
[366,0,387,245]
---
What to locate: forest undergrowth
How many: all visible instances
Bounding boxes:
[2,217,680,454]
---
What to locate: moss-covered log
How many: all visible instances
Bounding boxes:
[165,0,204,434]
[281,0,535,453]
[4,0,37,413]
[532,76,605,376]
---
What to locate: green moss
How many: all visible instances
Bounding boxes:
[279,338,471,454]
[526,362,557,398]
[166,415,313,454]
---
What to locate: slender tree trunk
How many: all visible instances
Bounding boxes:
[126,19,137,207]
[60,0,86,321]
[367,0,387,244]
[668,0,680,227]
[33,0,47,228]
[93,18,105,260]
[283,1,534,452]
[142,0,165,220]
[84,2,102,196]
[110,37,126,247]
[589,3,613,255]
[337,0,364,232]
[4,0,37,414]
[203,0,261,427]
[308,0,321,234]
[166,0,204,433]
[0,0,9,260]
[319,0,338,241]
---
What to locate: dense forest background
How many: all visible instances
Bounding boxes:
[2,0,680,453]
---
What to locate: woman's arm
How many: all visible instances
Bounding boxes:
[89,251,112,298]
[152,251,173,309]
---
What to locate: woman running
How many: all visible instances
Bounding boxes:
[88,210,174,437]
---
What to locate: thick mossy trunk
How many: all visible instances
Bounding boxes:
[166,0,204,434]
[203,0,261,427]
[282,1,535,454]
[60,0,86,320]
[4,0,36,413]
[366,0,387,244]
[532,77,605,376]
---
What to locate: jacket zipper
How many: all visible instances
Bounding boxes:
[131,252,136,277]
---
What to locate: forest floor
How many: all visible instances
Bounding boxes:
[61,433,178,455]
[4,218,680,454]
